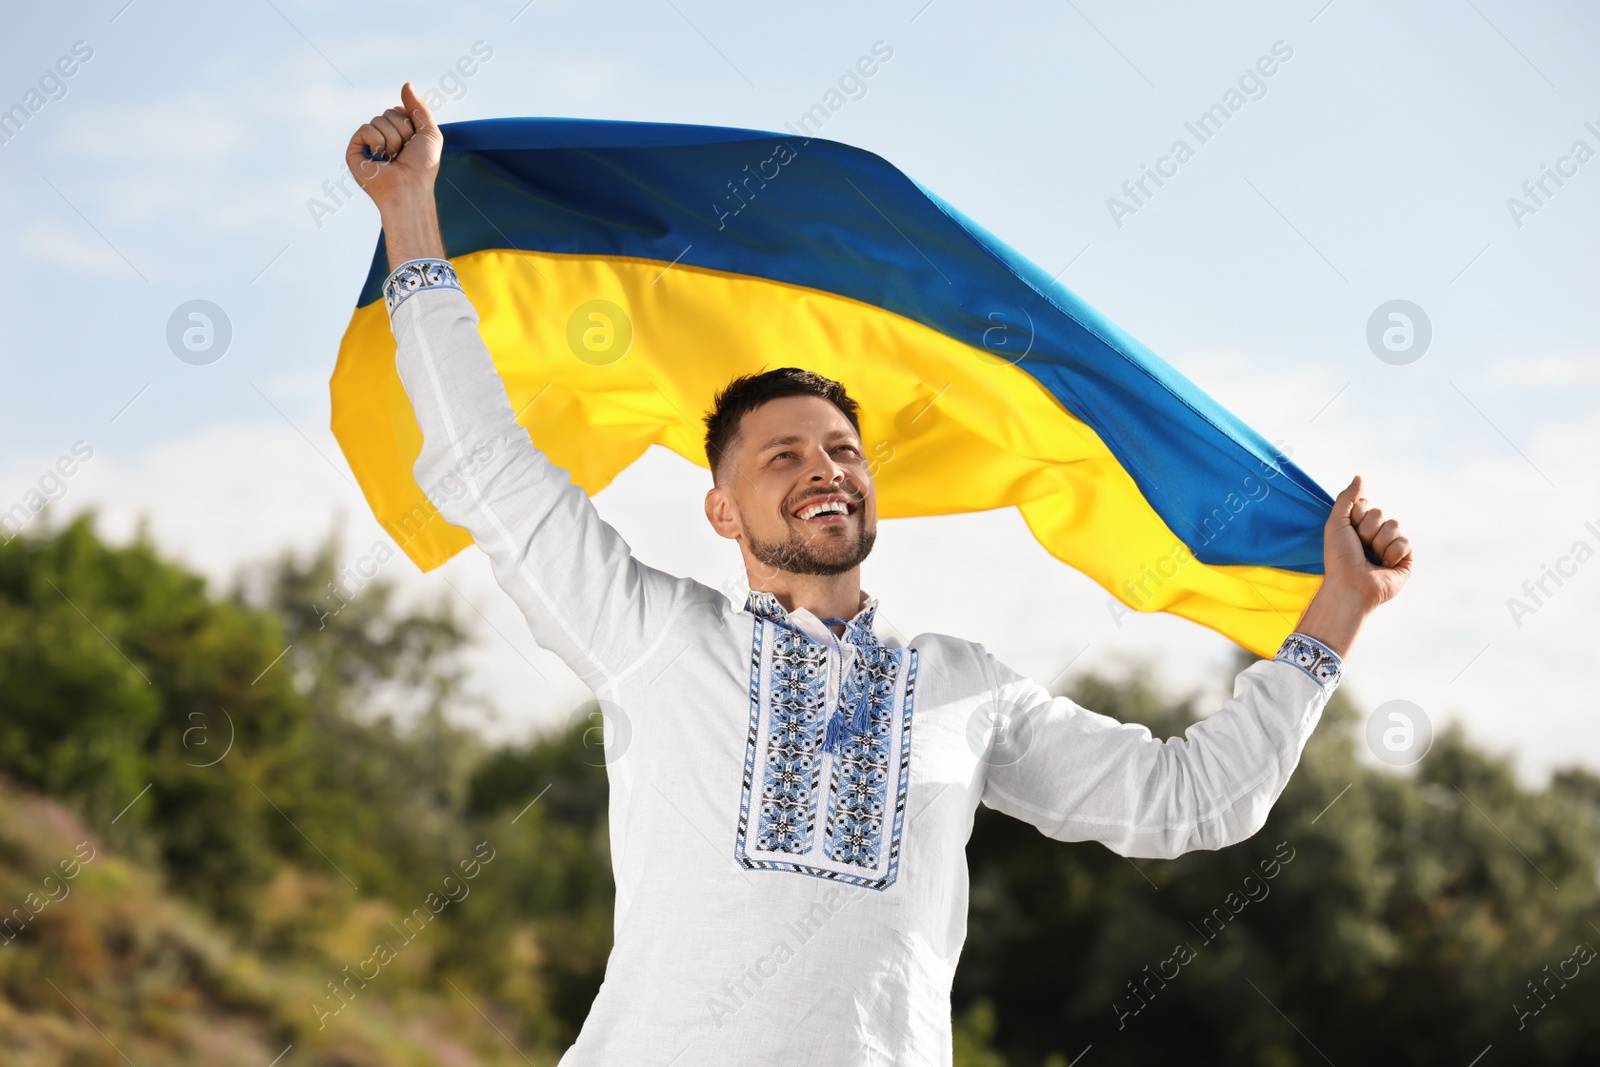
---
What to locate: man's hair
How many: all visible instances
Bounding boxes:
[702,367,861,484]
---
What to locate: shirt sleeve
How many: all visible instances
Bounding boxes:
[384,257,713,692]
[975,632,1343,860]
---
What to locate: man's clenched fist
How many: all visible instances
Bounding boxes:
[1288,472,1414,659]
[347,83,448,269]
[1324,473,1413,611]
[346,82,442,210]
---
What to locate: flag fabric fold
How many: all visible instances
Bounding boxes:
[329,117,1331,657]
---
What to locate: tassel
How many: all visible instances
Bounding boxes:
[823,709,846,754]
[849,687,872,735]
[823,688,873,755]
[818,619,873,755]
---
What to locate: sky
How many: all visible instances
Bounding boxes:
[1,0,1596,785]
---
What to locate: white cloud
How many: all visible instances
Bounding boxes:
[15,216,130,275]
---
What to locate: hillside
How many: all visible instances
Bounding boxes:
[0,778,553,1067]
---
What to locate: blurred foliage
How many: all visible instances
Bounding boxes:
[2,513,1599,1065]
[0,780,555,1066]
[957,658,1600,1065]
[0,514,603,1063]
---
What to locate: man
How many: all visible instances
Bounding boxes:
[346,83,1413,1065]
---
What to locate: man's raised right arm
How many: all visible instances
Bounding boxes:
[346,84,709,691]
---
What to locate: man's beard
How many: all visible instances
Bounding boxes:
[746,521,876,577]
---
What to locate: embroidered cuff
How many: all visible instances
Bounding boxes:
[383,257,461,316]
[1274,632,1344,692]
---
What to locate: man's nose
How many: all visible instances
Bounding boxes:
[804,447,847,483]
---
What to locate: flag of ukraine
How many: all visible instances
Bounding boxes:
[330,118,1333,658]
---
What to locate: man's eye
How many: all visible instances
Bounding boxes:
[773,451,796,460]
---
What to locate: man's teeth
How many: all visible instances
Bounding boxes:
[798,501,849,520]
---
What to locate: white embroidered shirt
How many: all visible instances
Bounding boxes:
[382,259,1345,1066]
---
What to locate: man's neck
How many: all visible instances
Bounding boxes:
[749,569,865,634]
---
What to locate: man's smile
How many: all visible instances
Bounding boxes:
[790,492,858,526]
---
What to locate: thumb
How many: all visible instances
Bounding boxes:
[401,81,438,136]
[1328,474,1361,529]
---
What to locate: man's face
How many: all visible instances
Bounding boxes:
[704,394,877,577]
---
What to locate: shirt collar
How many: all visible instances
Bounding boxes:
[744,589,881,647]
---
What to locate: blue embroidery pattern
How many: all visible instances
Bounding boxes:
[1274,632,1344,691]
[757,628,827,855]
[826,644,911,869]
[383,257,462,315]
[734,592,917,891]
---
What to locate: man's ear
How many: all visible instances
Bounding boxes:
[705,484,742,541]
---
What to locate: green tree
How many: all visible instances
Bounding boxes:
[0,514,483,926]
